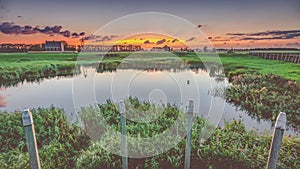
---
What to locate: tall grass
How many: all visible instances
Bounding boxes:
[0,107,89,168]
[226,72,300,128]
[75,99,299,169]
[1,101,299,168]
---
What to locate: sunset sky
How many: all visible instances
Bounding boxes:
[0,0,299,48]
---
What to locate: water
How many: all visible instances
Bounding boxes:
[0,66,298,136]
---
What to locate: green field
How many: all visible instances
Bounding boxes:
[0,52,299,84]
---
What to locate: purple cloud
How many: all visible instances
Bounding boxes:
[171,39,179,43]
[227,30,300,40]
[0,22,85,38]
[144,40,154,44]
[81,35,118,42]
[156,39,166,45]
[186,37,196,42]
[285,42,300,48]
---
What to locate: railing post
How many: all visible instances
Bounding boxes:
[22,109,41,169]
[120,100,128,169]
[266,112,286,169]
[184,100,194,169]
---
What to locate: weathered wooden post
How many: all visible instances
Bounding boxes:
[22,109,41,169]
[120,100,128,169]
[184,100,194,169]
[266,112,286,169]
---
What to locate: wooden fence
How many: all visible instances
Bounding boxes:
[249,52,300,64]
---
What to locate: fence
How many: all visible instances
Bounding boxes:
[249,52,300,64]
[22,101,286,169]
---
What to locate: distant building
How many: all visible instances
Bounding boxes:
[81,44,142,52]
[45,41,66,51]
[111,44,142,52]
[151,45,171,51]
[0,43,33,52]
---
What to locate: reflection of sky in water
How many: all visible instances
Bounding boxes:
[0,67,298,136]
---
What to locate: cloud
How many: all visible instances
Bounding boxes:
[208,36,230,42]
[227,30,300,40]
[95,35,114,42]
[285,42,300,48]
[60,30,71,37]
[81,35,100,41]
[186,37,196,42]
[171,39,179,43]
[71,32,85,38]
[156,39,166,45]
[144,40,154,44]
[82,35,118,42]
[196,24,207,29]
[0,22,85,38]
[240,37,284,40]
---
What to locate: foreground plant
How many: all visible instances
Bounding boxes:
[76,99,300,169]
[1,100,299,169]
[0,107,89,168]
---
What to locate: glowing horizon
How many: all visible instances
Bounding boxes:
[0,0,299,49]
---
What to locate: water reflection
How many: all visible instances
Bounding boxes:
[0,65,81,88]
[0,63,298,136]
[0,88,7,107]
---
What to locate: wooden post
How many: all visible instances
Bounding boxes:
[120,100,128,169]
[266,112,286,169]
[22,109,41,169]
[184,100,194,169]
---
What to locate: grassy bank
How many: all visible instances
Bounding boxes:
[178,53,300,82]
[0,52,299,86]
[226,73,300,128]
[0,53,79,87]
[1,100,299,168]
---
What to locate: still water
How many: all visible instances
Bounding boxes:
[0,65,298,136]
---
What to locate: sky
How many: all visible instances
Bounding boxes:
[0,0,299,48]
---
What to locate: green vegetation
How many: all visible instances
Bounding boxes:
[0,107,89,168]
[0,53,79,87]
[226,73,300,127]
[179,53,300,82]
[0,52,299,87]
[0,51,299,127]
[1,100,299,168]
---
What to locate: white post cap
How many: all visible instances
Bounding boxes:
[275,112,286,130]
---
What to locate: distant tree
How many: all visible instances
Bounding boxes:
[29,44,44,51]
[203,46,208,52]
[227,48,234,54]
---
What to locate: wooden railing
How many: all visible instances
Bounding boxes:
[249,52,300,64]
